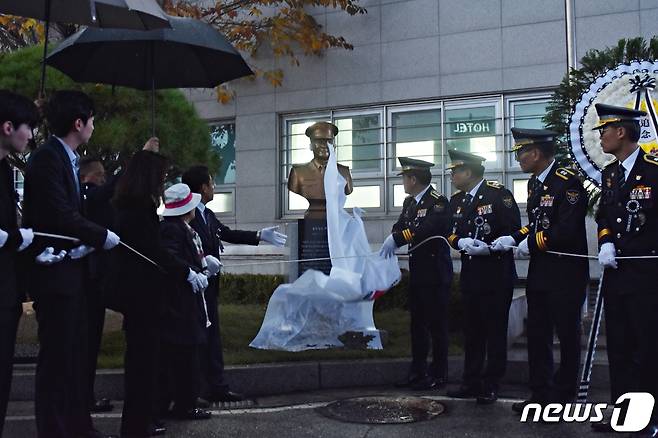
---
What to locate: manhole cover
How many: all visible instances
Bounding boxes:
[316,396,445,424]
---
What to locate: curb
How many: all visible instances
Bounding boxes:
[9,356,610,401]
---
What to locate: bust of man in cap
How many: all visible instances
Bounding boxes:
[288,121,354,219]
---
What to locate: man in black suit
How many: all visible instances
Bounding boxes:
[0,90,38,437]
[182,165,286,403]
[22,91,120,438]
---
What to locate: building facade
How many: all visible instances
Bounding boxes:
[185,0,658,274]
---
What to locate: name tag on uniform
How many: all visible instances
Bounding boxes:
[540,195,554,207]
[416,208,427,217]
[630,185,652,200]
[477,204,492,215]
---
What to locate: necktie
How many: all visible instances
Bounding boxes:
[463,193,473,206]
[618,163,626,188]
[72,156,80,196]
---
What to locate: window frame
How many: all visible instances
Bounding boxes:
[207,119,238,217]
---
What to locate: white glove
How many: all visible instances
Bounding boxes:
[465,239,490,256]
[457,237,475,251]
[259,226,287,247]
[194,272,209,292]
[598,242,618,269]
[69,244,95,260]
[517,237,530,257]
[35,247,67,265]
[187,269,202,293]
[103,230,120,250]
[18,228,34,251]
[491,235,515,252]
[379,234,398,258]
[204,255,222,277]
[0,228,7,249]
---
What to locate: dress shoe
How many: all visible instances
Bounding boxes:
[512,398,545,414]
[90,398,114,413]
[205,390,245,403]
[447,385,480,399]
[411,376,438,391]
[196,397,211,408]
[171,408,212,420]
[590,421,614,433]
[476,389,498,405]
[632,424,658,437]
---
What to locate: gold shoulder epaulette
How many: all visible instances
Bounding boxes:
[556,167,575,180]
[644,153,658,166]
[430,189,440,199]
[486,180,502,189]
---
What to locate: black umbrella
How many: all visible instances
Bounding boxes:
[0,0,170,96]
[0,0,170,29]
[45,16,254,134]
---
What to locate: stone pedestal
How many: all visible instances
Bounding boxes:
[296,218,332,278]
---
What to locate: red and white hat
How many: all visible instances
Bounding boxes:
[162,183,201,217]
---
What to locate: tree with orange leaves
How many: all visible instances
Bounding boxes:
[162,0,367,102]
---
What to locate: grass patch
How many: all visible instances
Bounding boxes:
[97,304,464,369]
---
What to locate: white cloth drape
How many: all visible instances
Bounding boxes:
[250,145,401,351]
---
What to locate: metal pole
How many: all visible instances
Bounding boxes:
[565,0,576,74]
[39,0,52,98]
[577,270,605,403]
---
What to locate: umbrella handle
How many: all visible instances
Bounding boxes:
[39,0,52,99]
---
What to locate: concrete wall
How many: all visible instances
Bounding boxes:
[184,0,658,275]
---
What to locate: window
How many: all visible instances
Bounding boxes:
[389,107,442,172]
[334,111,383,173]
[444,103,501,170]
[209,122,237,214]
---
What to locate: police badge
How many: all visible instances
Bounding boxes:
[566,189,580,205]
[502,194,514,208]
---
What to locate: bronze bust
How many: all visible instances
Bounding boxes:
[288,121,354,218]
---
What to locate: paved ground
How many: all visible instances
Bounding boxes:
[5,385,614,437]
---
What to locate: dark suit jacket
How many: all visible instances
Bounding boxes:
[83,175,118,283]
[188,207,259,296]
[597,149,658,294]
[0,160,25,308]
[21,137,108,298]
[159,218,208,345]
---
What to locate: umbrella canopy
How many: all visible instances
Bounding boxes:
[45,16,254,90]
[0,0,170,30]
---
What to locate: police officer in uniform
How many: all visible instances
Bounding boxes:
[491,128,589,413]
[593,104,658,437]
[444,150,521,404]
[379,157,453,390]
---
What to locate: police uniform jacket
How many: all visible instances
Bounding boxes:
[511,163,589,292]
[391,187,452,285]
[447,180,521,292]
[596,149,658,294]
[0,160,26,308]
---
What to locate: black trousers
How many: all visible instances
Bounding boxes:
[34,294,92,438]
[158,342,201,413]
[0,305,21,438]
[201,290,229,395]
[408,282,449,379]
[121,320,161,437]
[604,290,658,423]
[525,287,585,402]
[87,282,106,406]
[461,286,513,391]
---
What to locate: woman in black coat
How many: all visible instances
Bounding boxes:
[110,151,196,437]
[157,183,217,420]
